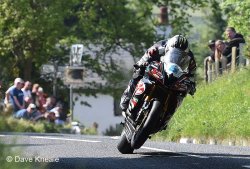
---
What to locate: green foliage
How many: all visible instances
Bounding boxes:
[220,0,250,58]
[102,124,123,136]
[0,0,156,99]
[0,143,33,169]
[0,116,60,133]
[205,0,227,40]
[153,0,209,35]
[0,0,75,81]
[155,67,250,141]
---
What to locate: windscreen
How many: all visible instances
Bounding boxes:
[162,48,190,71]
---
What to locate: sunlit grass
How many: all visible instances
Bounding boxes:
[155,67,250,141]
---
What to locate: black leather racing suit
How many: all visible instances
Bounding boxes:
[120,40,197,111]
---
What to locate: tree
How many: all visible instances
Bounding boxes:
[206,0,227,40]
[0,0,156,99]
[152,0,210,35]
[220,0,250,58]
[0,0,75,82]
[0,0,225,96]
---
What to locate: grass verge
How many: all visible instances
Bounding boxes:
[154,67,250,142]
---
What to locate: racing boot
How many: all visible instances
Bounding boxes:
[120,79,136,112]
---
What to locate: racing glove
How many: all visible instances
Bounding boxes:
[148,47,159,57]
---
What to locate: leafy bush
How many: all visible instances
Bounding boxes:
[0,116,60,133]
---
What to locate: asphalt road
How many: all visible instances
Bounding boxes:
[0,133,250,169]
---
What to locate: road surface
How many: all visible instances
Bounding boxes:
[0,133,250,169]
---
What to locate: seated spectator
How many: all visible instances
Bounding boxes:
[14,103,40,120]
[43,96,57,112]
[36,87,47,113]
[50,102,65,125]
[22,81,32,107]
[22,81,32,99]
[31,83,39,105]
[24,96,33,108]
[222,27,245,65]
[33,111,56,123]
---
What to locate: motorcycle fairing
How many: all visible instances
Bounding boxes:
[164,62,184,78]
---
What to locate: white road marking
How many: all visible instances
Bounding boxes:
[110,136,120,140]
[141,146,209,159]
[31,136,101,143]
[0,135,5,137]
[141,146,172,153]
[242,165,250,168]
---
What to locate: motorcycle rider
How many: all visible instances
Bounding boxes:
[120,35,197,113]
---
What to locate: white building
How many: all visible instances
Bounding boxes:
[73,94,123,135]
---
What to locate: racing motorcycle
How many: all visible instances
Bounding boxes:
[117,49,193,154]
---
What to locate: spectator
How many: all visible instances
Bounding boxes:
[4,85,15,105]
[50,102,65,125]
[36,87,47,113]
[22,81,32,108]
[222,27,245,65]
[15,103,40,120]
[24,96,33,108]
[31,83,39,105]
[43,96,57,112]
[9,78,25,113]
[214,40,227,73]
[33,111,56,123]
[22,81,32,99]
[204,40,216,82]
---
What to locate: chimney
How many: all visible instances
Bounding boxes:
[159,6,168,25]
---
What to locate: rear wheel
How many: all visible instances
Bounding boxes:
[131,100,161,149]
[117,131,134,154]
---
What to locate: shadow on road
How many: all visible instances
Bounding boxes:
[46,152,250,169]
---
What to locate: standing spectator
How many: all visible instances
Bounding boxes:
[4,85,15,105]
[204,40,216,82]
[214,40,227,73]
[9,78,25,113]
[222,27,245,65]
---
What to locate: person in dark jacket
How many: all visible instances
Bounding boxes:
[222,27,245,64]
[120,35,197,112]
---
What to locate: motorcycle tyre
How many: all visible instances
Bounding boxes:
[131,100,161,149]
[117,131,134,154]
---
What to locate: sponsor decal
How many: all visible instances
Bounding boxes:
[129,97,138,110]
[134,81,145,95]
[151,68,163,79]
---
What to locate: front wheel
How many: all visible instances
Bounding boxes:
[131,100,162,149]
[117,131,134,154]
